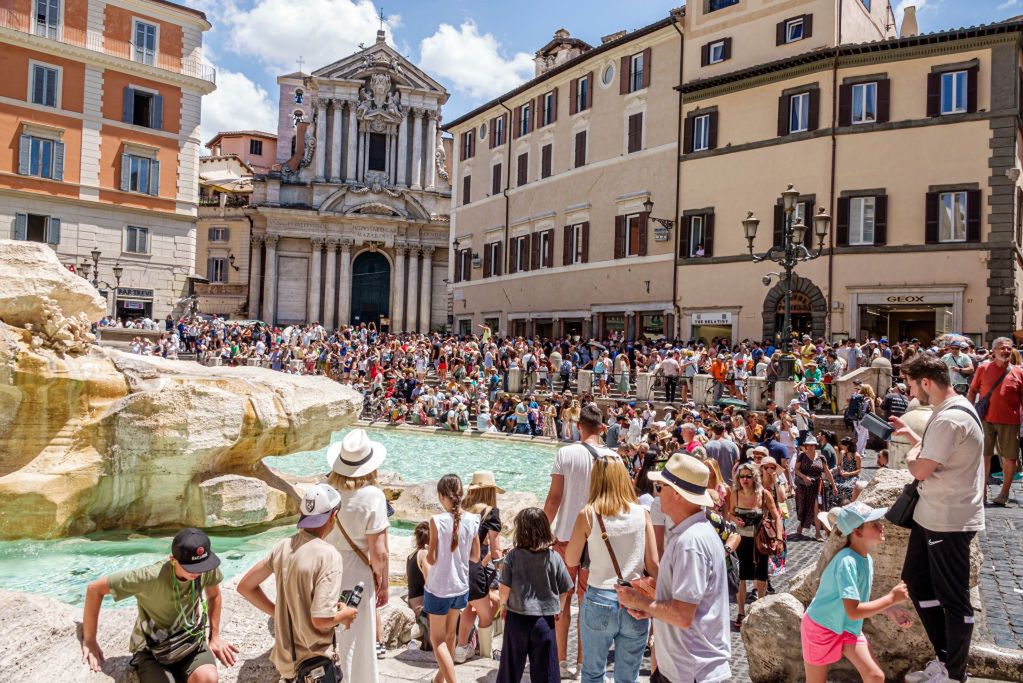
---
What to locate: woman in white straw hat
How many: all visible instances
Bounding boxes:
[325,428,390,682]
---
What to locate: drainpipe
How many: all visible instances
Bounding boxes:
[500,99,513,334]
[826,3,843,340]
[671,13,685,341]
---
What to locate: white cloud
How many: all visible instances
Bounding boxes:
[418,21,534,101]
[224,0,397,74]
[895,0,928,17]
[998,0,1020,10]
[201,68,277,140]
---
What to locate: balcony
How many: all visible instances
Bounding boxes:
[0,8,216,84]
[199,194,249,207]
[195,283,247,296]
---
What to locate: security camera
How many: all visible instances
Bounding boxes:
[762,275,772,286]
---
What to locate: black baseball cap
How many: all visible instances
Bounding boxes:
[172,528,221,573]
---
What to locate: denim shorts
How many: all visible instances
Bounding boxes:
[423,589,469,616]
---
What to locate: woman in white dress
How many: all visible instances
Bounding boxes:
[326,429,391,683]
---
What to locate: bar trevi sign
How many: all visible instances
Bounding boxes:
[693,312,732,326]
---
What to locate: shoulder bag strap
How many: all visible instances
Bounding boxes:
[580,441,602,461]
[593,511,625,582]
[334,517,372,568]
[981,365,1009,403]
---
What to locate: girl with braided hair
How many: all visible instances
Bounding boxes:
[426,474,481,683]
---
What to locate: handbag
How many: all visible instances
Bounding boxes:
[753,493,781,557]
[146,578,206,666]
[593,511,657,600]
[286,607,341,683]
[974,365,1008,422]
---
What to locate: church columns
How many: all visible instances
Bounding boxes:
[337,240,353,327]
[396,109,408,187]
[248,235,263,319]
[410,108,423,190]
[330,101,343,182]
[314,101,327,181]
[392,246,406,332]
[323,239,338,330]
[307,238,323,323]
[425,111,437,191]
[359,131,369,181]
[406,247,420,332]
[261,234,279,324]
[345,100,358,182]
[419,246,434,332]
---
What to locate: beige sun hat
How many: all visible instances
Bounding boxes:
[326,428,387,478]
[648,452,714,507]
[467,470,505,493]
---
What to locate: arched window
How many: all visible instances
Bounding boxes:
[294,88,304,104]
[292,110,304,127]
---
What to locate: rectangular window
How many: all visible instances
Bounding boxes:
[368,132,386,171]
[208,226,228,242]
[461,130,474,159]
[13,213,59,244]
[693,114,711,152]
[627,112,643,153]
[574,130,586,168]
[519,104,531,136]
[785,18,804,43]
[249,139,263,155]
[462,175,471,205]
[688,215,705,257]
[939,191,968,242]
[571,223,585,264]
[516,235,530,272]
[34,0,60,38]
[707,0,739,11]
[133,20,158,66]
[789,92,810,133]
[484,242,501,277]
[576,75,589,113]
[941,70,968,115]
[29,136,54,178]
[31,64,59,107]
[630,52,645,92]
[492,163,502,195]
[494,115,505,146]
[708,40,726,64]
[538,231,552,269]
[517,152,528,186]
[209,257,227,283]
[122,153,159,195]
[541,144,552,178]
[625,213,642,256]
[543,91,555,126]
[849,196,876,245]
[455,249,472,282]
[851,82,877,124]
[125,226,150,254]
[124,87,164,130]
[862,0,871,9]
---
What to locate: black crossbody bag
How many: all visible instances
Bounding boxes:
[885,404,981,528]
[146,577,206,666]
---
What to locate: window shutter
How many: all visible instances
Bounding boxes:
[513,106,521,139]
[569,78,578,115]
[620,55,631,95]
[120,153,131,191]
[723,37,732,60]
[802,199,815,248]
[835,197,850,246]
[708,111,718,150]
[778,94,789,137]
[808,88,820,131]
[18,134,32,175]
[53,140,64,181]
[492,163,502,195]
[148,159,160,196]
[574,130,586,168]
[966,66,979,114]
[838,84,853,126]
[563,225,573,265]
[528,103,534,133]
[679,217,691,258]
[966,189,982,242]
[495,242,502,276]
[503,113,509,141]
[207,257,215,280]
[874,195,888,245]
[701,43,710,67]
[641,48,652,88]
[208,227,216,240]
[926,73,941,117]
[703,213,715,257]
[531,232,540,270]
[517,153,528,185]
[776,20,786,46]
[551,87,558,123]
[489,118,496,148]
[876,79,891,123]
[45,217,60,245]
[465,250,472,281]
[925,192,939,244]
[541,144,551,178]
[614,216,625,258]
[508,238,517,274]
[123,86,134,123]
[773,203,784,247]
[585,72,593,108]
[544,229,554,267]
[462,175,471,204]
[483,244,491,278]
[152,94,164,129]
[683,115,694,154]
[803,14,813,38]
[638,212,649,256]
[628,112,642,153]
[14,213,28,240]
[32,65,45,104]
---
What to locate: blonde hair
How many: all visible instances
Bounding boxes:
[463,485,498,512]
[704,458,725,489]
[859,384,876,400]
[327,469,378,491]
[587,457,637,516]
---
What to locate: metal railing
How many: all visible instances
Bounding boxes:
[0,8,216,84]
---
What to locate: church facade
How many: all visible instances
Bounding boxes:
[248,31,452,331]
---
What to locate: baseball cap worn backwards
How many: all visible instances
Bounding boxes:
[297,483,342,529]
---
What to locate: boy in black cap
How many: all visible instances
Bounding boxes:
[81,528,237,682]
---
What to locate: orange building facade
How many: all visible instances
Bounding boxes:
[0,0,214,319]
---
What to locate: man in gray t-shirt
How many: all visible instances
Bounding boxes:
[703,422,739,485]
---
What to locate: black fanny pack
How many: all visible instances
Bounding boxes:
[146,578,207,665]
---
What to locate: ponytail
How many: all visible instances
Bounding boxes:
[437,474,465,553]
[450,492,463,552]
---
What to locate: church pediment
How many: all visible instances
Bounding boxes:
[312,40,447,98]
[318,185,431,221]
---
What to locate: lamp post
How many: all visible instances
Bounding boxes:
[641,198,675,231]
[742,184,830,379]
[78,249,123,318]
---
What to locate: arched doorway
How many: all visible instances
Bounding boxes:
[762,274,827,342]
[351,251,390,328]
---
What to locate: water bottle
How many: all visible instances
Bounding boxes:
[345,581,365,608]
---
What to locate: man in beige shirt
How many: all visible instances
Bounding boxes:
[238,484,358,681]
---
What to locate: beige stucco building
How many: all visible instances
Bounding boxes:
[443,16,685,339]
[677,0,1023,345]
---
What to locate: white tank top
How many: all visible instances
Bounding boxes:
[586,502,648,590]
[425,511,480,598]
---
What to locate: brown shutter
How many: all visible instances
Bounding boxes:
[513,106,522,138]
[838,84,853,127]
[495,242,502,276]
[966,189,982,242]
[877,79,891,123]
[585,72,593,108]
[545,229,554,267]
[642,47,652,88]
[701,43,710,67]
[628,112,642,153]
[483,243,491,277]
[925,192,939,243]
[492,163,501,195]
[683,114,694,154]
[874,195,888,245]
[704,213,715,257]
[563,225,573,265]
[776,20,786,45]
[508,238,517,273]
[773,203,785,247]
[531,232,540,269]
[620,55,631,94]
[679,216,691,258]
[551,87,558,123]
[638,212,649,256]
[926,73,941,117]
[575,130,586,168]
[502,113,509,142]
[708,111,718,150]
[808,88,820,131]
[582,222,590,262]
[536,95,544,127]
[462,175,471,205]
[803,14,813,38]
[723,37,732,60]
[966,66,979,114]
[489,118,496,148]
[803,199,815,248]
[569,78,578,115]
[517,152,528,185]
[455,249,463,282]
[614,216,625,258]
[778,94,790,136]
[836,197,850,246]
[541,144,552,178]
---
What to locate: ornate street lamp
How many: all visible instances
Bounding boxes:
[78,249,124,317]
[642,198,675,230]
[743,184,831,379]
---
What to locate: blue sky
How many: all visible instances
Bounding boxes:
[194,0,1023,143]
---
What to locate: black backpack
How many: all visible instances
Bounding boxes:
[844,394,866,427]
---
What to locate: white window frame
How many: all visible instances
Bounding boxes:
[33,0,61,39]
[485,241,501,276]
[543,91,555,126]
[625,213,642,256]
[708,40,726,64]
[125,153,156,194]
[515,235,530,271]
[124,225,151,254]
[27,135,57,179]
[571,223,585,264]
[494,116,505,145]
[538,230,552,268]
[693,114,711,152]
[601,63,616,87]
[785,18,804,43]
[849,196,876,245]
[688,215,705,257]
[851,82,877,124]
[132,18,159,67]
[209,257,228,283]
[576,75,589,112]
[209,226,228,242]
[940,70,968,115]
[520,103,531,136]
[938,191,968,243]
[630,52,645,92]
[790,92,810,133]
[28,60,61,108]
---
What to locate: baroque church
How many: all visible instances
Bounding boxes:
[248,30,452,331]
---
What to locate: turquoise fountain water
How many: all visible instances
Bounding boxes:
[0,428,557,606]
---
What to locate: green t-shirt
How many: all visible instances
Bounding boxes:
[107,560,223,652]
[805,548,872,636]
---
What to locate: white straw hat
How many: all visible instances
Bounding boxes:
[648,452,714,507]
[326,428,387,478]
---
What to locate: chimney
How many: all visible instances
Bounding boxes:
[601,30,627,44]
[900,5,919,38]
[376,29,386,44]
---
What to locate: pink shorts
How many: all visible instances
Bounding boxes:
[800,613,867,666]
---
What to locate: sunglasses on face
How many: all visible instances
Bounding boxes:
[738,474,753,480]
[654,483,663,493]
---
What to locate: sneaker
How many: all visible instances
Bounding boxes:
[375,642,386,659]
[453,643,473,664]
[905,658,947,682]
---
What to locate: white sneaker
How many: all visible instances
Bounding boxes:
[905,659,948,683]
[559,660,578,679]
[453,643,473,664]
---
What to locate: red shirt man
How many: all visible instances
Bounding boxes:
[967,337,1022,506]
